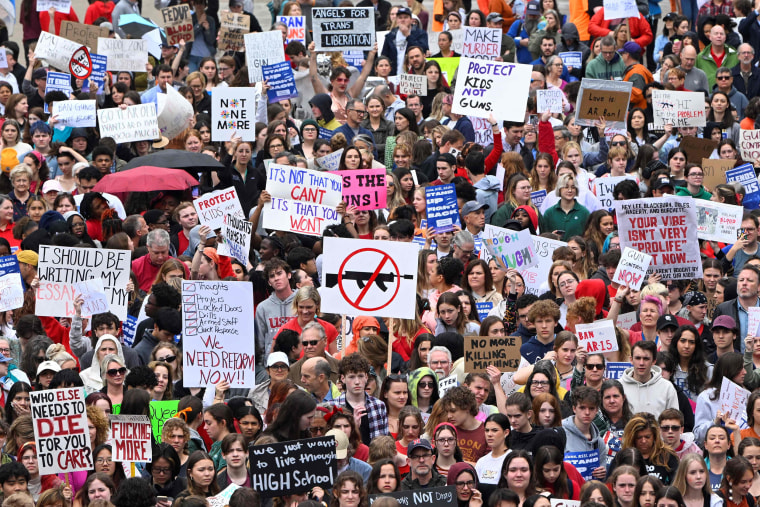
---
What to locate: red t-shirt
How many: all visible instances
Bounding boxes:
[456,423,489,462]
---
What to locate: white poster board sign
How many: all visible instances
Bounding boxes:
[222,213,253,265]
[482,227,538,271]
[211,87,257,142]
[193,187,246,231]
[244,31,285,83]
[97,38,148,72]
[31,387,92,474]
[52,99,96,127]
[37,0,71,14]
[594,175,637,211]
[576,319,619,354]
[398,74,427,96]
[612,247,653,290]
[603,0,639,19]
[452,57,531,121]
[461,27,502,60]
[537,89,563,114]
[71,278,110,317]
[652,90,706,127]
[35,31,83,70]
[97,104,160,144]
[110,415,152,462]
[719,377,750,428]
[312,7,375,51]
[695,200,744,243]
[740,129,760,162]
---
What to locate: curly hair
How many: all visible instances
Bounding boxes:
[339,353,370,376]
[567,297,597,325]
[87,405,109,448]
[622,413,675,469]
[329,470,368,507]
[441,385,478,416]
[112,477,156,507]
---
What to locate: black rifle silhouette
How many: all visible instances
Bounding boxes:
[325,271,414,292]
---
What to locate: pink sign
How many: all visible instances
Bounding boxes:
[329,169,388,211]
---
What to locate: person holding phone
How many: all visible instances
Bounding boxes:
[725,215,760,272]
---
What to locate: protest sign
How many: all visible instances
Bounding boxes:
[531,190,547,209]
[222,214,253,265]
[277,15,305,42]
[37,245,131,320]
[603,0,639,18]
[551,501,581,507]
[537,89,563,114]
[157,85,194,141]
[263,164,342,235]
[110,415,152,462]
[37,0,70,13]
[313,8,375,51]
[617,312,637,330]
[703,158,735,190]
[428,57,461,84]
[31,387,91,475]
[244,31,285,83]
[426,184,461,233]
[470,116,494,147]
[399,73,427,96]
[209,485,242,507]
[71,278,110,316]
[564,451,599,481]
[46,71,72,97]
[476,302,493,321]
[161,4,194,45]
[615,196,703,280]
[97,104,159,144]
[321,237,417,319]
[651,90,706,127]
[719,377,750,428]
[316,149,343,171]
[522,235,567,295]
[263,62,298,102]
[681,136,718,163]
[750,307,760,340]
[462,27,502,59]
[122,315,138,348]
[594,175,637,211]
[149,400,179,442]
[370,487,457,507]
[559,51,583,67]
[51,99,96,127]
[218,12,250,51]
[211,87,257,142]
[193,187,246,230]
[35,31,82,70]
[97,38,147,72]
[60,21,107,51]
[483,228,537,271]
[329,169,387,211]
[613,247,653,290]
[88,54,107,94]
[576,319,619,354]
[0,256,23,312]
[452,57,531,121]
[695,200,744,243]
[740,129,760,162]
[726,163,760,209]
[464,335,521,373]
[182,280,255,387]
[606,362,633,380]
[576,79,632,127]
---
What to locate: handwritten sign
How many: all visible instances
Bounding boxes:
[222,214,252,265]
[52,99,96,127]
[244,31,285,83]
[617,312,637,330]
[97,38,147,72]
[399,74,427,96]
[426,184,461,233]
[462,27,502,60]
[594,175,637,211]
[110,415,152,463]
[31,388,92,475]
[209,485,242,507]
[250,437,337,498]
[559,51,583,67]
[576,79,633,127]
[719,377,750,429]
[193,187,246,231]
[576,319,619,354]
[603,0,639,18]
[464,335,521,373]
[37,0,70,14]
[521,235,567,296]
[218,12,250,51]
[211,87,256,142]
[149,400,178,443]
[726,163,760,210]
[330,169,387,211]
[370,487,457,507]
[564,451,599,481]
[313,8,375,51]
[695,200,744,243]
[278,15,305,43]
[35,31,82,70]
[72,278,110,316]
[483,228,537,270]
[263,62,298,102]
[652,90,706,127]
[97,104,159,144]
[316,149,343,171]
[161,4,194,45]
[605,362,632,379]
[537,89,563,114]
[613,247,652,290]
[740,129,760,162]
[453,57,531,121]
[0,256,23,312]
[60,21,108,51]
[703,158,735,191]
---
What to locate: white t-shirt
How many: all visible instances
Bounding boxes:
[475,450,511,485]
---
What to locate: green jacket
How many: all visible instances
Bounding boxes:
[585,53,626,81]
[695,43,739,91]
[542,200,590,240]
[675,185,712,200]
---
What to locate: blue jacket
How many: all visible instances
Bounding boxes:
[333,123,376,145]
[452,116,475,143]
[520,336,555,364]
[507,20,534,64]
[381,27,429,76]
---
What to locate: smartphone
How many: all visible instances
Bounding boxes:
[529,114,538,126]
[738,228,747,240]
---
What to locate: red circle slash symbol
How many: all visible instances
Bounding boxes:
[337,248,402,312]
[70,46,92,80]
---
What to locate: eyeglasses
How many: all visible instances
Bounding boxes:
[152,467,171,474]
[302,127,317,132]
[456,480,476,489]
[419,381,436,388]
[660,425,681,432]
[436,437,455,445]
[610,141,627,147]
[688,172,704,177]
[410,453,432,461]
[349,109,367,116]
[717,75,732,80]
[0,348,10,355]
[106,367,127,377]
[270,143,284,149]
[531,380,550,386]
[302,340,321,347]
[269,364,289,371]
[96,457,113,464]
[310,426,326,435]
[157,355,176,363]
[586,363,605,370]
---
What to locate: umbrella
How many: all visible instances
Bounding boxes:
[93,167,199,193]
[119,14,161,39]
[121,150,226,172]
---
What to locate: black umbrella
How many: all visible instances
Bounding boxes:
[122,150,226,172]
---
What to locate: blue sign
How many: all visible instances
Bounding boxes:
[530,190,547,209]
[0,255,19,277]
[262,61,299,102]
[558,51,583,68]
[121,315,138,348]
[564,450,599,481]
[476,302,493,321]
[343,50,364,72]
[726,163,760,209]
[89,54,107,95]
[318,126,334,140]
[605,362,632,380]
[425,184,461,233]
[44,72,73,113]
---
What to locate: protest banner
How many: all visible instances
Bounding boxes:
[576,319,619,354]
[0,256,23,312]
[651,90,706,127]
[530,190,547,209]
[398,73,427,96]
[464,335,521,373]
[313,8,375,51]
[182,280,255,387]
[425,184,461,233]
[157,85,194,141]
[250,436,337,498]
[680,136,718,163]
[559,51,583,67]
[60,21,107,51]
[551,501,581,507]
[576,79,632,127]
[476,302,493,321]
[263,62,298,102]
[37,0,70,13]
[35,31,82,70]
[452,57,531,121]
[606,362,633,379]
[537,89,563,114]
[97,38,147,72]
[564,451,599,481]
[695,200,743,243]
[45,72,73,112]
[161,4,194,45]
[470,116,494,147]
[122,315,138,348]
[614,196,703,280]
[37,245,131,320]
[613,247,653,290]
[31,387,91,475]
[370,487,457,507]
[519,235,567,296]
[462,27,502,59]
[97,104,159,144]
[603,0,639,18]
[617,312,637,330]
[483,228,537,271]
[750,307,760,341]
[263,164,342,235]
[593,175,637,211]
[719,377,750,428]
[244,31,286,83]
[329,169,387,211]
[149,400,179,442]
[277,15,305,42]
[222,213,253,265]
[321,237,417,319]
[110,415,152,462]
[740,129,760,162]
[703,158,735,190]
[211,87,257,142]
[193,187,246,230]
[218,12,250,51]
[316,149,343,171]
[51,99,96,127]
[71,278,110,316]
[726,163,760,209]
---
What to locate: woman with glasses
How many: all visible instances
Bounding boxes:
[148,443,186,506]
[299,119,319,162]
[476,414,511,499]
[433,422,463,479]
[99,353,127,407]
[151,343,182,388]
[675,164,712,200]
[80,335,125,394]
[448,462,483,507]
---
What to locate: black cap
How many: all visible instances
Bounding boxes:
[657,315,678,331]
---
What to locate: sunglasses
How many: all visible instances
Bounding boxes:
[586,363,605,370]
[106,367,127,377]
[610,141,627,147]
[419,381,436,388]
[157,355,176,363]
[302,340,321,347]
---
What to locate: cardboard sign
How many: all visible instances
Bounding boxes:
[182,280,255,387]
[316,149,343,171]
[453,57,531,121]
[594,175,637,211]
[209,485,242,507]
[321,237,418,319]
[149,400,179,443]
[97,38,148,72]
[37,0,70,14]
[278,15,305,43]
[263,62,298,102]
[250,437,337,498]
[110,415,152,462]
[399,73,427,96]
[35,31,82,70]
[218,12,250,51]
[0,256,23,312]
[652,90,706,127]
[695,200,744,243]
[559,51,583,67]
[702,158,735,190]
[211,87,257,142]
[161,4,194,45]
[462,27,502,60]
[244,31,286,83]
[425,184,461,233]
[193,187,246,231]
[613,247,653,290]
[576,79,632,126]
[329,169,387,211]
[60,21,108,52]
[564,451,599,481]
[31,388,92,474]
[37,245,131,320]
[97,104,160,144]
[726,163,760,209]
[719,377,750,428]
[615,196,703,280]
[680,136,718,163]
[51,99,96,127]
[483,228,538,271]
[72,278,110,316]
[312,7,375,51]
[603,0,639,19]
[740,129,760,162]
[464,335,521,373]
[370,487,457,507]
[222,213,253,265]
[605,362,632,379]
[576,319,619,354]
[537,88,563,114]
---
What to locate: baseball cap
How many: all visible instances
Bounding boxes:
[326,429,349,459]
[229,0,243,6]
[486,12,503,22]
[652,178,674,192]
[526,1,541,16]
[657,315,678,331]
[712,315,738,332]
[461,200,488,216]
[16,250,38,266]
[618,41,642,55]
[32,68,47,81]
[396,6,412,16]
[407,438,433,455]
[266,352,290,368]
[42,180,63,194]
[37,360,61,376]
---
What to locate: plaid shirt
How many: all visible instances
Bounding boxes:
[332,393,388,442]
[698,0,735,17]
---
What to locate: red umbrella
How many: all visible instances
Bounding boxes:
[92,166,199,194]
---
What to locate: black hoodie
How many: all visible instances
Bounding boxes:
[558,23,591,80]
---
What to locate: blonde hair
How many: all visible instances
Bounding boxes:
[9,164,32,182]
